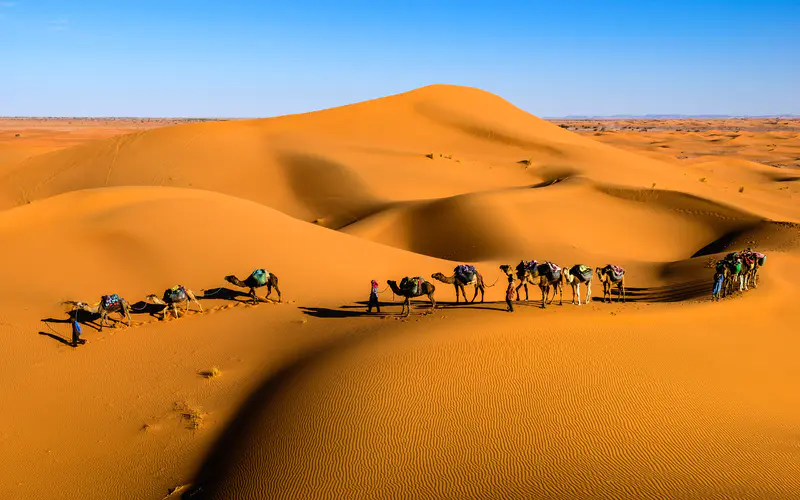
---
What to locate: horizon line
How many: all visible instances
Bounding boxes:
[2,114,798,121]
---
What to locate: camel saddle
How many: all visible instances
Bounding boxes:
[164,285,187,303]
[400,276,424,295]
[543,262,561,280]
[606,265,625,281]
[249,269,270,286]
[724,252,739,262]
[755,252,766,266]
[573,264,592,282]
[455,264,477,284]
[101,294,121,308]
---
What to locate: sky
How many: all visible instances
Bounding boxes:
[2,0,799,117]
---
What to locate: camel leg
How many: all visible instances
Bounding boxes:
[173,304,180,318]
[249,287,258,305]
[574,282,580,305]
[516,282,525,302]
[186,290,203,312]
[470,283,479,303]
[620,283,626,303]
[541,285,547,309]
[428,293,437,313]
[586,281,592,304]
[273,281,282,303]
[404,297,411,317]
[559,284,563,306]
[98,312,106,332]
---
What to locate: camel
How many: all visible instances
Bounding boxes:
[595,265,626,303]
[431,265,487,303]
[739,249,765,290]
[65,294,132,332]
[721,253,743,297]
[537,262,565,309]
[145,285,203,320]
[224,269,281,305]
[499,261,540,301]
[387,277,436,317]
[563,264,593,305]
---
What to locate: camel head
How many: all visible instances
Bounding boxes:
[431,272,447,282]
[223,275,236,284]
[144,294,162,304]
[499,264,513,276]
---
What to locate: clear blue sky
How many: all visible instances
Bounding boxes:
[2,0,799,117]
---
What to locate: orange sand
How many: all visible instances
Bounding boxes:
[1,86,799,499]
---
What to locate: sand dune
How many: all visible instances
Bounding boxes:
[1,85,800,499]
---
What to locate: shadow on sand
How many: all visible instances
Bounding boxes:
[198,287,253,303]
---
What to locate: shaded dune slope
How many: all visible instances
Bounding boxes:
[184,297,800,499]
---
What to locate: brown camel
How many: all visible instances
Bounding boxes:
[65,294,132,332]
[538,263,565,309]
[145,285,203,320]
[224,268,281,304]
[387,277,436,317]
[432,265,491,303]
[563,264,593,305]
[595,265,626,303]
[499,261,540,301]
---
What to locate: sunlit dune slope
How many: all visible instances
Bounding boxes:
[0,186,458,321]
[6,85,789,226]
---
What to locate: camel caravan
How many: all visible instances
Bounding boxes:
[59,248,766,344]
[711,248,766,302]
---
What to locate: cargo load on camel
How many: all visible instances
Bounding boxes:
[454,264,477,284]
[400,276,425,296]
[249,269,270,287]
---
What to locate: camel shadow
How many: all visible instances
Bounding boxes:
[299,305,392,319]
[593,280,711,303]
[130,301,167,317]
[198,287,252,303]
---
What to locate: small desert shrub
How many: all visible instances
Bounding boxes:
[175,402,204,430]
[700,177,707,183]
[739,186,745,193]
[200,366,221,379]
[424,153,434,159]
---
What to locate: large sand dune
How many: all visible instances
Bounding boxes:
[1,85,799,499]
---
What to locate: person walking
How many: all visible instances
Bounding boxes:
[367,279,381,313]
[506,275,517,312]
[71,313,85,347]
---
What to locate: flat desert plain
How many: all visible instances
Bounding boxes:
[1,85,799,500]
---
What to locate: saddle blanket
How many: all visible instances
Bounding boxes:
[455,264,477,283]
[250,269,271,286]
[400,276,425,295]
[543,262,561,274]
[101,294,121,308]
[165,285,187,303]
